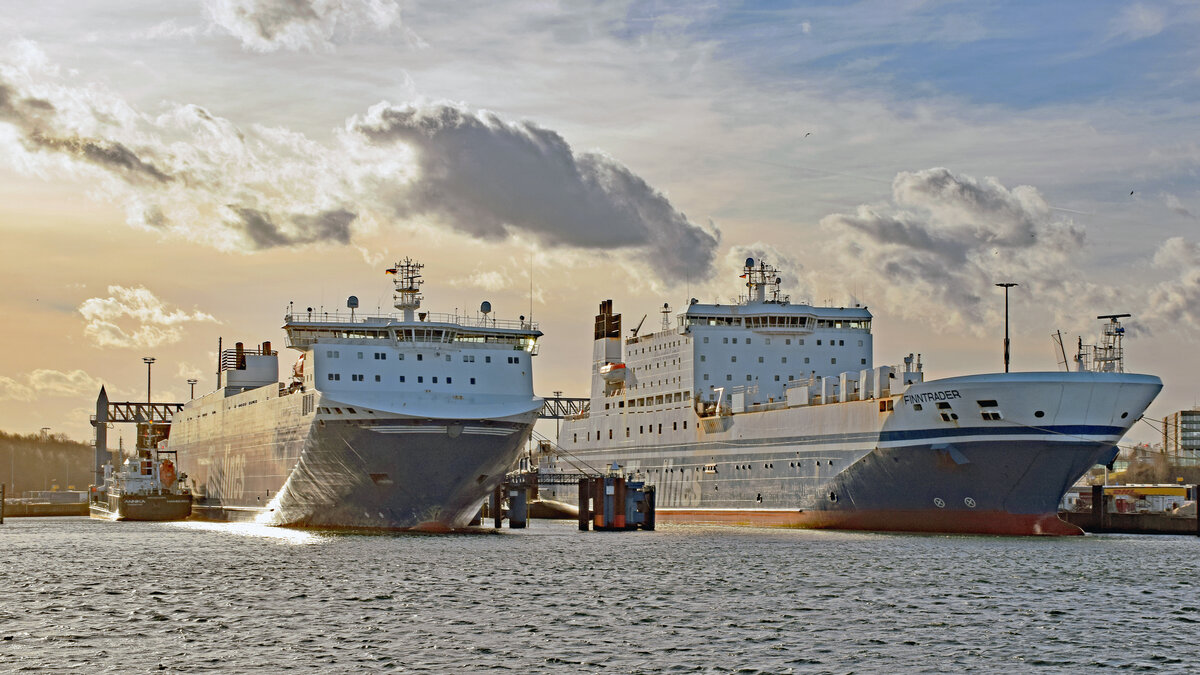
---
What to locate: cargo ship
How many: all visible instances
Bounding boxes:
[556,258,1161,535]
[168,258,542,530]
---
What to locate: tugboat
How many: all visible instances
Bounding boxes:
[89,386,192,521]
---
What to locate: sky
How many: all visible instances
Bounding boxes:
[1,0,1198,451]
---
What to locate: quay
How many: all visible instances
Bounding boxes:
[1060,484,1200,536]
[484,469,656,531]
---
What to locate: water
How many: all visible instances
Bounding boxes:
[2,517,1197,673]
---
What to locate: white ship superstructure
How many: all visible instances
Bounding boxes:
[558,258,1162,535]
[170,258,542,529]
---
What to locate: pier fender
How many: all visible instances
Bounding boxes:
[932,443,970,466]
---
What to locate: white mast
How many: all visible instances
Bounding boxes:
[390,258,424,322]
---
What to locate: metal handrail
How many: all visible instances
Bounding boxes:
[284,311,538,332]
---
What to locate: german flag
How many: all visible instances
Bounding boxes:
[385,268,397,275]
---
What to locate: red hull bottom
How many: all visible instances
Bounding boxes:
[658,508,1083,536]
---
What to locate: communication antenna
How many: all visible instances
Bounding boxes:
[1051,330,1069,372]
[389,257,424,322]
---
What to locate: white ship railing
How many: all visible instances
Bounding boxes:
[284,310,537,332]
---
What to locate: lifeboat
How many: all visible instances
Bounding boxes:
[599,362,627,382]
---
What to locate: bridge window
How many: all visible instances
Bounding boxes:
[470,378,475,384]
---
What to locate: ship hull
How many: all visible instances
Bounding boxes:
[89,492,192,522]
[176,390,537,530]
[560,372,1162,536]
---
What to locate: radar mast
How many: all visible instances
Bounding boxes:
[390,258,424,321]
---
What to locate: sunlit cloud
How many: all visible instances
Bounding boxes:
[0,43,719,283]
[78,286,217,349]
[0,369,103,401]
[204,0,401,52]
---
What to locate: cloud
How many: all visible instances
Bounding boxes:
[818,167,1096,334]
[451,269,513,292]
[1108,3,1167,43]
[0,369,103,401]
[723,243,813,305]
[351,102,720,282]
[1163,192,1196,219]
[205,0,401,52]
[1144,237,1200,330]
[0,46,719,283]
[78,286,217,349]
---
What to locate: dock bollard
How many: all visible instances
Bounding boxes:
[577,478,590,531]
[508,488,527,529]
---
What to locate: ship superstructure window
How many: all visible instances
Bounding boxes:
[417,376,424,383]
[327,350,340,358]
[374,375,381,382]
[417,354,423,361]
[463,355,475,362]
[358,352,363,359]
[445,355,452,362]
[352,374,364,381]
[470,377,475,384]
[328,373,340,381]
[447,377,452,384]
[398,353,404,360]
[485,356,492,363]
[399,376,406,382]
[432,377,438,383]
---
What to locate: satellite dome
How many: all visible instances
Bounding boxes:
[480,301,492,314]
[346,295,359,309]
[745,257,755,267]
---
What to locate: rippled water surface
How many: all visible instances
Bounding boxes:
[2,517,1198,673]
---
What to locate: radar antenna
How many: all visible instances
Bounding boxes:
[1093,313,1131,373]
[741,257,787,304]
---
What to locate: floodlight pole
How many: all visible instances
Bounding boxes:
[995,283,1018,373]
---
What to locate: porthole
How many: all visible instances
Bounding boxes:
[1120,412,1129,419]
[1034,410,1045,418]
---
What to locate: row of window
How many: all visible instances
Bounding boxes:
[574,419,691,442]
[326,349,517,365]
[327,373,477,385]
[700,336,864,347]
[602,391,692,410]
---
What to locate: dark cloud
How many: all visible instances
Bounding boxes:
[353,103,719,282]
[820,168,1092,333]
[233,206,356,249]
[1,75,171,183]
[31,133,172,183]
[3,58,717,282]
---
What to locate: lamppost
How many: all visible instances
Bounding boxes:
[187,379,198,399]
[143,357,156,404]
[995,283,1018,373]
